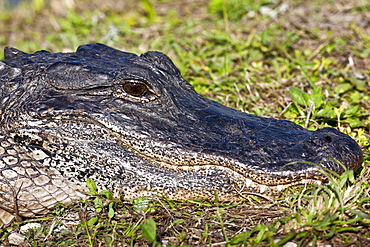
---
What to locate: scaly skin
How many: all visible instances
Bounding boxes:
[0,43,363,224]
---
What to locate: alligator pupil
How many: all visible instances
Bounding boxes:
[123,82,147,97]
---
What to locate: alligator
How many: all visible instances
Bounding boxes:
[0,43,363,224]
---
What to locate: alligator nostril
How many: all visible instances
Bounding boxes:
[323,136,332,143]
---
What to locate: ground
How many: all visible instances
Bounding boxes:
[0,0,369,246]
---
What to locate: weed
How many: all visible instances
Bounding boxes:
[140,218,160,246]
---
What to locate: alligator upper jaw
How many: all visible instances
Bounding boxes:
[80,95,363,186]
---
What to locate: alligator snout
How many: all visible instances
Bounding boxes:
[306,127,363,171]
[157,93,364,185]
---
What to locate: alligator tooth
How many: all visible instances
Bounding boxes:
[245,178,253,187]
[276,184,284,191]
[259,184,267,193]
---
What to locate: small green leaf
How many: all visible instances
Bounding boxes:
[296,230,310,238]
[261,29,269,46]
[350,77,366,91]
[335,83,352,94]
[316,105,335,117]
[100,190,114,200]
[310,86,323,109]
[254,224,268,243]
[86,178,98,195]
[94,197,103,213]
[276,232,296,245]
[140,218,157,243]
[108,202,115,218]
[87,217,99,226]
[172,219,185,225]
[289,87,309,107]
[94,196,103,205]
[347,118,362,128]
[343,105,360,118]
[132,197,154,214]
[229,230,253,244]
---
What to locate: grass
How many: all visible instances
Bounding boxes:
[0,0,369,246]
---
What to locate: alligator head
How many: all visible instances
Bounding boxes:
[0,43,363,221]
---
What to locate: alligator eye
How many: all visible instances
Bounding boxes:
[123,81,148,97]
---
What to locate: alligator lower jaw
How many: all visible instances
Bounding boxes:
[114,161,326,201]
[119,178,324,202]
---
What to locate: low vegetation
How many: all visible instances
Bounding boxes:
[0,0,369,246]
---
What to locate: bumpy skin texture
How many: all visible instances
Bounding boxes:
[0,43,363,224]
